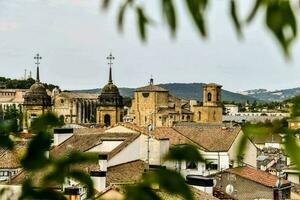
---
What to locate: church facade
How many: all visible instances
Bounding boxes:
[22,54,52,129]
[14,53,223,129]
[96,54,124,127]
[128,80,223,127]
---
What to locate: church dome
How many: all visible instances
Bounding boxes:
[101,82,119,94]
[98,62,123,107]
[29,82,47,94]
[23,64,52,107]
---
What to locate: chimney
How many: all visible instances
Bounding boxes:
[64,187,80,200]
[53,128,74,146]
[90,154,108,192]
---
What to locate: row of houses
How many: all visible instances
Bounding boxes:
[0,122,296,200]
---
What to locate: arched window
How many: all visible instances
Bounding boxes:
[207,92,212,102]
[198,112,201,121]
[104,114,111,127]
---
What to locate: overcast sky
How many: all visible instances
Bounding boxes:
[0,0,299,92]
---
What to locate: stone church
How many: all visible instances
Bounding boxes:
[128,80,223,127]
[96,61,124,127]
[17,53,222,129]
[22,54,52,129]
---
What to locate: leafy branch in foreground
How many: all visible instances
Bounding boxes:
[6,113,98,200]
[124,144,203,200]
[101,0,298,57]
[239,95,300,170]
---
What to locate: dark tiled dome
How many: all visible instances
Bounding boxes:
[24,82,52,106]
[98,66,123,107]
[101,82,119,94]
[29,82,47,94]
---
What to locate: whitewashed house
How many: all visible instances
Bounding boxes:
[109,123,257,177]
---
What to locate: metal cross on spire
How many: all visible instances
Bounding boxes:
[34,53,42,67]
[106,53,115,83]
[106,53,115,68]
[34,53,42,82]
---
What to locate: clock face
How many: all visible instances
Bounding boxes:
[226,184,234,194]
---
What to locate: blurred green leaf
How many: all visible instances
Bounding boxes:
[136,6,148,41]
[164,144,204,162]
[246,0,262,23]
[101,0,111,10]
[68,170,94,198]
[21,130,52,171]
[290,95,300,118]
[20,179,66,200]
[125,185,161,200]
[142,168,194,200]
[283,129,300,169]
[162,0,177,36]
[184,0,207,37]
[42,151,97,188]
[266,0,297,57]
[30,112,63,133]
[118,0,132,32]
[230,0,243,38]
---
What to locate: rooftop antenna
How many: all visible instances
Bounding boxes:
[24,69,27,80]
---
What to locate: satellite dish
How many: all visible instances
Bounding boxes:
[226,184,234,195]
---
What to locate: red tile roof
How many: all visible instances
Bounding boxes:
[173,126,240,152]
[117,123,241,152]
[225,166,290,188]
[135,84,168,92]
[0,141,27,169]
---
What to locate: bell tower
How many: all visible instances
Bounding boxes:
[192,83,223,124]
[203,83,222,107]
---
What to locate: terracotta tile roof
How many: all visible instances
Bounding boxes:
[50,131,140,160]
[135,84,168,92]
[0,141,27,169]
[96,183,219,200]
[213,187,236,200]
[106,160,146,186]
[157,187,220,200]
[117,123,240,152]
[10,160,100,187]
[173,126,241,152]
[225,166,290,188]
[150,127,197,146]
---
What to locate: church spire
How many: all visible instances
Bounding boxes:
[109,66,112,83]
[106,53,115,84]
[34,53,42,83]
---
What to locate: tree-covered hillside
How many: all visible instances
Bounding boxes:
[74,83,258,103]
[0,77,59,91]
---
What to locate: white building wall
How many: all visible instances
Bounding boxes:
[108,134,169,167]
[108,136,141,167]
[228,130,257,167]
[53,133,73,146]
[88,141,124,152]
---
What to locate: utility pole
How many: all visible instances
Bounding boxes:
[146,112,154,170]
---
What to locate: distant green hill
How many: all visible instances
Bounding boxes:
[73,83,258,103]
[241,87,300,102]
